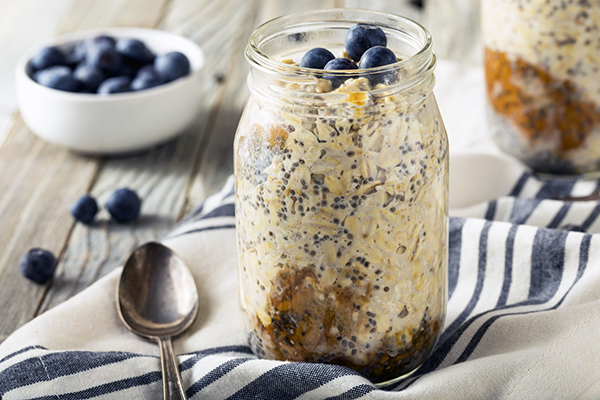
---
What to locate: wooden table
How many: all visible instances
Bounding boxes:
[0,0,480,343]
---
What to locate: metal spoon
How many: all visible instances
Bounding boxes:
[117,242,198,400]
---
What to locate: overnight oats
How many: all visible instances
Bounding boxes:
[483,0,600,175]
[234,9,448,385]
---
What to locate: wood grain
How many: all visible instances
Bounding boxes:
[0,117,99,337]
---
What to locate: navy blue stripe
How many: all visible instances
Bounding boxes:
[509,172,531,197]
[535,179,576,199]
[546,203,571,229]
[441,220,491,343]
[180,347,252,372]
[582,203,600,230]
[0,345,46,365]
[188,358,252,397]
[181,345,253,358]
[484,200,497,221]
[227,363,363,400]
[26,370,162,400]
[199,203,235,220]
[0,351,151,394]
[448,218,466,300]
[496,224,519,307]
[323,384,377,400]
[552,233,591,309]
[529,228,568,303]
[168,224,236,239]
[509,199,542,224]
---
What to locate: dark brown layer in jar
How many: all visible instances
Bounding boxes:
[247,267,442,384]
[484,47,600,153]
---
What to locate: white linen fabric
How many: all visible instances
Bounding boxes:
[2,60,600,400]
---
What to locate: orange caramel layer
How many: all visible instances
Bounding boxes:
[484,47,600,152]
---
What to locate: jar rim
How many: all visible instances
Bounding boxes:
[245,8,435,93]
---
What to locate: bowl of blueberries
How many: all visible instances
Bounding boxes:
[16,28,204,154]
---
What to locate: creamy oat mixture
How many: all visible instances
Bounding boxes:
[235,53,447,382]
[483,0,600,174]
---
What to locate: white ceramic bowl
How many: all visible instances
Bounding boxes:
[16,28,204,154]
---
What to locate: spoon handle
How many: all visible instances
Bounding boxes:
[157,337,188,400]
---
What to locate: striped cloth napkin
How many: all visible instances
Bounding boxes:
[2,61,600,399]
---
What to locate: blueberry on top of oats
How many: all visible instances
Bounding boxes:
[344,23,387,62]
[300,47,335,69]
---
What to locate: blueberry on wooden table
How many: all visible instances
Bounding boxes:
[106,188,142,223]
[29,46,65,71]
[154,51,190,82]
[344,23,387,62]
[70,194,98,224]
[73,64,105,92]
[323,57,358,88]
[19,248,57,284]
[37,66,79,92]
[97,76,131,94]
[116,38,155,66]
[299,47,335,69]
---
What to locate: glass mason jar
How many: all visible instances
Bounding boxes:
[483,0,600,175]
[234,9,448,385]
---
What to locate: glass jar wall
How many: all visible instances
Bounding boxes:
[234,9,448,385]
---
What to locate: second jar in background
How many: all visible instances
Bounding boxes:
[483,0,600,175]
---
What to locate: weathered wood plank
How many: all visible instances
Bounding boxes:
[0,117,99,336]
[0,0,170,340]
[55,0,170,34]
[424,0,482,66]
[38,0,265,312]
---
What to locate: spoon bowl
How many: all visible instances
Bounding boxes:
[117,242,198,400]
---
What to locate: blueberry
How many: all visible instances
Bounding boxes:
[154,52,190,83]
[299,47,335,69]
[131,75,161,91]
[30,46,65,71]
[558,224,586,233]
[116,38,154,66]
[97,76,131,95]
[91,35,116,48]
[70,194,98,224]
[120,63,138,79]
[323,58,358,88]
[37,66,79,92]
[73,64,105,92]
[135,65,158,79]
[358,46,398,85]
[106,188,141,223]
[345,23,387,62]
[19,248,57,284]
[64,41,88,67]
[86,43,122,75]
